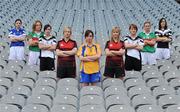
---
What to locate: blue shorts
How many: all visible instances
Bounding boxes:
[80,71,101,83]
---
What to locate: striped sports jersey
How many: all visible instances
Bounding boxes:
[155,29,172,48]
[39,35,56,58]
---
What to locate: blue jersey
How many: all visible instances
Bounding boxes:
[9,28,26,47]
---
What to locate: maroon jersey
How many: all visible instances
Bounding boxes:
[105,40,125,67]
[56,39,77,66]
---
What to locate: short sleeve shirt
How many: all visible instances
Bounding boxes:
[9,28,26,47]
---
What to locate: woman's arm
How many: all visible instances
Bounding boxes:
[9,36,18,42]
[47,44,57,51]
[39,43,51,50]
[111,49,125,56]
[56,49,69,57]
[144,39,156,46]
[79,55,94,62]
[62,48,78,56]
[105,48,115,56]
[124,42,137,49]
[135,45,143,50]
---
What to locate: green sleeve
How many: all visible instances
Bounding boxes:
[27,32,33,40]
[28,32,33,36]
[138,32,143,38]
[151,32,157,38]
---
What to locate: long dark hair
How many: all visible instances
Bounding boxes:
[159,18,167,30]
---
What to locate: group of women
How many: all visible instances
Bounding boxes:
[8,18,172,86]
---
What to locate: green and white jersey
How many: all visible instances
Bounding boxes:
[138,32,157,53]
[28,32,44,52]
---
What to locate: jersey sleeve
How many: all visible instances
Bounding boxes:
[155,30,161,36]
[77,45,83,57]
[27,32,33,40]
[138,38,145,46]
[56,41,60,49]
[22,29,26,37]
[104,41,109,50]
[38,37,43,44]
[96,44,102,55]
[121,41,125,49]
[124,36,129,44]
[8,29,14,37]
[153,32,157,38]
[52,36,57,45]
[165,29,173,37]
[73,41,78,48]
[138,32,143,39]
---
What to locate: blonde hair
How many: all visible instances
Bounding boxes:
[63,26,72,34]
[32,20,42,32]
[111,26,121,42]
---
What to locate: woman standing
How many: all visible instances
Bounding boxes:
[77,30,101,86]
[124,24,144,71]
[39,24,56,71]
[104,27,125,79]
[8,19,26,60]
[155,18,172,60]
[27,20,44,65]
[138,21,157,65]
[56,27,77,79]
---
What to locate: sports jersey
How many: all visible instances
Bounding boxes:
[155,29,172,48]
[124,36,144,60]
[39,35,56,58]
[28,32,44,52]
[77,43,101,74]
[56,39,77,63]
[138,32,156,53]
[9,28,26,47]
[105,40,124,66]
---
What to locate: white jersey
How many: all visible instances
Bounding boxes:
[39,35,56,58]
[124,36,144,60]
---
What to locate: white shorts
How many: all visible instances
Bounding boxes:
[155,48,170,60]
[28,51,40,65]
[141,52,157,65]
[9,46,25,60]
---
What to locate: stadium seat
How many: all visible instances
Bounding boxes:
[51,105,77,112]
[53,95,78,108]
[80,86,103,97]
[0,104,20,112]
[0,94,26,109]
[102,78,124,90]
[21,104,49,112]
[136,105,163,112]
[104,86,127,98]
[80,95,104,107]
[107,105,135,112]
